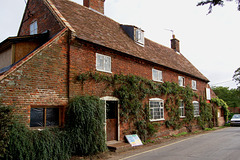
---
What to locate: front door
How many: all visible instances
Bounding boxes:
[106,101,118,141]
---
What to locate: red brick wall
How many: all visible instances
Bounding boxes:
[83,0,105,14]
[18,0,64,38]
[0,30,69,125]
[69,39,208,99]
[68,39,209,140]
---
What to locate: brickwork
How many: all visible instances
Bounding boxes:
[83,0,105,14]
[18,0,64,38]
[0,30,69,125]
[68,39,210,140]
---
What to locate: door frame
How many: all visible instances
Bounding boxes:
[100,96,120,141]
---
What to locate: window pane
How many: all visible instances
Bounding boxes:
[104,56,111,72]
[46,108,59,126]
[30,108,44,127]
[96,54,104,70]
[153,70,158,80]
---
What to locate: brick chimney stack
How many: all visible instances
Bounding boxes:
[83,0,105,14]
[171,34,180,53]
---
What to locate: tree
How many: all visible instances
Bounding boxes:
[197,0,240,13]
[212,86,240,113]
[233,67,240,88]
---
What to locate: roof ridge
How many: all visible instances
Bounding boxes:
[44,0,76,33]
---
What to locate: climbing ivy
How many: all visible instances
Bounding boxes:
[211,97,230,121]
[76,72,209,139]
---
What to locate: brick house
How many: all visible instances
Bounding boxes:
[0,0,221,142]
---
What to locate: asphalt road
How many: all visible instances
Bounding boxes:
[113,127,240,160]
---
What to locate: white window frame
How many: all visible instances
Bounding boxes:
[178,76,185,87]
[206,88,211,100]
[193,101,200,117]
[192,80,197,90]
[149,98,164,121]
[179,100,185,118]
[30,21,38,35]
[135,28,144,46]
[96,53,111,73]
[152,69,163,82]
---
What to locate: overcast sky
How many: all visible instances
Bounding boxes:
[0,0,239,89]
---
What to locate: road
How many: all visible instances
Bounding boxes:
[109,127,240,160]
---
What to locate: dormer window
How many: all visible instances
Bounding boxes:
[30,21,38,35]
[120,25,145,46]
[135,28,144,46]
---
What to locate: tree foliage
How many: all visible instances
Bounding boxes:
[197,0,240,13]
[233,67,240,88]
[212,86,240,109]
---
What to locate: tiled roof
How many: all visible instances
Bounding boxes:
[49,0,209,82]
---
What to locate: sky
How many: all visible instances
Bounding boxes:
[0,0,239,89]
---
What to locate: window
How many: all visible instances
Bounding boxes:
[30,106,61,127]
[135,28,144,45]
[149,98,164,121]
[152,69,163,82]
[193,101,200,117]
[179,100,185,118]
[206,88,211,100]
[178,76,185,87]
[192,80,197,90]
[96,53,111,73]
[30,21,38,35]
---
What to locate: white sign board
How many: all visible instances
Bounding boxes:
[125,134,143,147]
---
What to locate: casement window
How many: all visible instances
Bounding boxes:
[135,28,144,46]
[149,98,164,121]
[178,76,185,87]
[30,21,38,35]
[192,80,197,90]
[152,69,163,82]
[96,53,111,73]
[179,100,185,118]
[206,88,211,100]
[193,101,200,117]
[30,106,62,127]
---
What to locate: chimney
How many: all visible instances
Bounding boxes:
[171,34,180,53]
[83,0,105,14]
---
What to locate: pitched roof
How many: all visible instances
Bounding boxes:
[49,0,209,82]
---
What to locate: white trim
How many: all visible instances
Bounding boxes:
[193,101,200,117]
[149,98,164,121]
[152,68,163,82]
[149,98,162,101]
[192,80,197,90]
[100,96,119,101]
[100,96,120,141]
[178,76,185,87]
[96,53,112,73]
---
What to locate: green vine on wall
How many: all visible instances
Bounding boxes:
[77,72,209,139]
[211,97,230,121]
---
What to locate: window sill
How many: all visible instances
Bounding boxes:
[180,116,185,118]
[153,79,163,83]
[96,69,112,74]
[150,119,165,122]
[194,115,200,117]
[192,88,197,91]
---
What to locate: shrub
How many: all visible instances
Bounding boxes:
[0,105,13,159]
[65,96,107,156]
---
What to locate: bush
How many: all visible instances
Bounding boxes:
[0,105,13,159]
[2,95,107,159]
[65,95,107,156]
